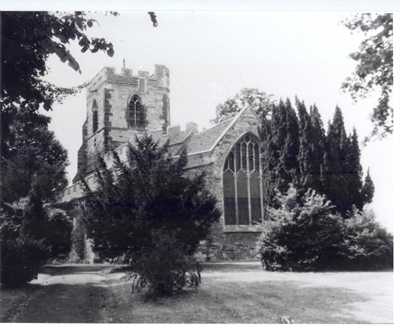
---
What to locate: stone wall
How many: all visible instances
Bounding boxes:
[191,108,263,261]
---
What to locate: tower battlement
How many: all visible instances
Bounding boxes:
[73,64,171,183]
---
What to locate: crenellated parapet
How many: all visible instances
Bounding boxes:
[72,64,171,183]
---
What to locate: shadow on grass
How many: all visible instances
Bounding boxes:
[202,261,262,272]
[0,280,112,323]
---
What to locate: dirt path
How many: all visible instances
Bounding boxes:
[1,265,113,323]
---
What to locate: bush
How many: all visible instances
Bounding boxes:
[83,135,220,296]
[127,230,201,296]
[0,202,49,286]
[257,185,393,272]
[340,207,393,270]
[0,237,49,286]
[257,186,345,271]
[0,199,73,286]
[20,205,73,262]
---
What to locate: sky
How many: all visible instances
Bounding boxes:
[39,10,395,232]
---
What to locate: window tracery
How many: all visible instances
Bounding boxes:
[223,133,263,226]
[127,95,146,128]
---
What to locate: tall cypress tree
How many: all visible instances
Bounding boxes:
[309,104,327,191]
[261,105,280,206]
[361,168,375,205]
[324,107,348,215]
[260,99,373,217]
[345,129,364,210]
[280,99,300,187]
[261,99,294,206]
[296,97,315,190]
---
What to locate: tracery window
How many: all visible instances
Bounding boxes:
[223,134,263,226]
[127,95,146,128]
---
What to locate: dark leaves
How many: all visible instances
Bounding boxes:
[341,13,393,143]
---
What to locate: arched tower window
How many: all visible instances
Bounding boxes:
[92,99,98,133]
[127,95,146,129]
[223,133,263,226]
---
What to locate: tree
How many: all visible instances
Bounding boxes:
[82,135,220,296]
[0,111,69,204]
[260,100,373,217]
[296,98,325,193]
[211,88,274,124]
[341,13,393,143]
[361,168,374,204]
[0,110,71,286]
[261,100,291,206]
[1,11,118,160]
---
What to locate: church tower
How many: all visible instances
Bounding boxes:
[73,64,170,183]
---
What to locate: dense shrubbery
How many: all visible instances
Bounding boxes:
[257,185,393,272]
[341,208,393,270]
[0,199,73,286]
[82,135,220,296]
[0,236,49,286]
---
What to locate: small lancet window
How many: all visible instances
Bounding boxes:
[92,99,98,133]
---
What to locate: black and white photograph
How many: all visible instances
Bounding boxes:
[0,1,396,324]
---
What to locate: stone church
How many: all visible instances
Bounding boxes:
[63,64,264,260]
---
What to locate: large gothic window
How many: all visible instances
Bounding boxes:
[223,134,263,226]
[127,95,146,128]
[92,99,98,133]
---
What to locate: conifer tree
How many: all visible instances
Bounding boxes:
[324,107,350,215]
[296,98,315,190]
[361,168,375,205]
[346,129,364,210]
[309,104,327,193]
[280,99,300,187]
[261,102,287,206]
[82,135,220,295]
[260,100,373,217]
[261,99,300,206]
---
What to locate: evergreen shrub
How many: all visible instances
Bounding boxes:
[83,135,220,296]
[257,185,393,271]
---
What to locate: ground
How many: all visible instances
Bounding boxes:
[0,262,393,323]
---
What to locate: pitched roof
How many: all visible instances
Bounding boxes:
[183,118,233,154]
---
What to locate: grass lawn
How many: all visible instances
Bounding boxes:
[101,261,393,324]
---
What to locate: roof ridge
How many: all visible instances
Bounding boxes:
[207,105,251,152]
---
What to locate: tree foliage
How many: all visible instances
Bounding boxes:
[211,88,275,124]
[1,111,69,203]
[341,13,393,142]
[1,11,117,161]
[1,199,73,286]
[1,11,116,106]
[257,185,393,272]
[0,111,71,287]
[82,135,220,296]
[260,99,373,217]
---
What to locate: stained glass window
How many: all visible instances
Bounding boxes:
[222,133,263,226]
